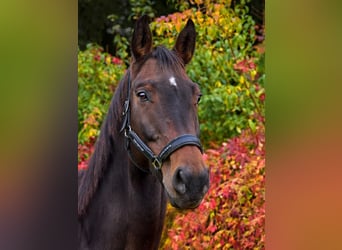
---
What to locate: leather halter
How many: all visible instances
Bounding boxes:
[120,71,203,180]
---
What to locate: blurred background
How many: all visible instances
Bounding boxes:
[0,0,341,249]
[78,0,265,249]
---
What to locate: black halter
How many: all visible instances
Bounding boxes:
[120,71,203,180]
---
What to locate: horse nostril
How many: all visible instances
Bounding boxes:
[172,168,187,194]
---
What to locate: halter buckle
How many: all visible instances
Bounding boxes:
[152,157,162,170]
[122,100,129,116]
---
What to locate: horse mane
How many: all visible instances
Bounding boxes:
[78,45,185,217]
[78,73,128,217]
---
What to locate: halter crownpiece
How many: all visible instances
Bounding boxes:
[120,71,203,179]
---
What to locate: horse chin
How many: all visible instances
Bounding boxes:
[167,194,203,210]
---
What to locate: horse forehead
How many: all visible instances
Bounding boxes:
[134,75,191,94]
[135,58,186,81]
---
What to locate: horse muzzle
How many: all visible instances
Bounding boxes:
[164,148,210,209]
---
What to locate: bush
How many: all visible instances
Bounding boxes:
[160,122,265,249]
[78,44,126,145]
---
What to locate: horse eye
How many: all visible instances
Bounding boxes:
[136,91,149,102]
[196,94,202,104]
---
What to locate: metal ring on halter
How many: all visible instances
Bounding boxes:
[152,157,162,170]
[124,126,131,138]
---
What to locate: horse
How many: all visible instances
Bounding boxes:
[78,15,209,250]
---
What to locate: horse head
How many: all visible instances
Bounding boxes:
[123,16,209,209]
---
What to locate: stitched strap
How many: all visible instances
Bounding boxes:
[126,129,203,170]
[125,129,156,163]
[158,134,203,162]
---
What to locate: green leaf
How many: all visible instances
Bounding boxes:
[248,119,256,133]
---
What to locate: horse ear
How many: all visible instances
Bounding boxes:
[131,15,153,60]
[173,19,196,65]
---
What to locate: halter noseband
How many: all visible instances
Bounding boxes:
[120,71,203,179]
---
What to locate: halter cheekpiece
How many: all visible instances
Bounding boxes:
[120,71,203,180]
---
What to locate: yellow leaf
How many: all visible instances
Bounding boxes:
[251,69,257,80]
[239,75,245,84]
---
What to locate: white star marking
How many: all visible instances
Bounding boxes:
[169,76,177,87]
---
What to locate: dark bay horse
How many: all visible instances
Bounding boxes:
[78,16,209,250]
